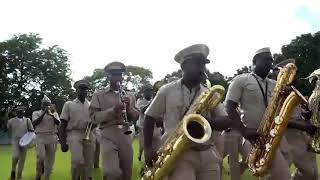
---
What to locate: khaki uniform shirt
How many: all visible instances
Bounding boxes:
[226,73,276,128]
[89,87,138,128]
[145,79,227,146]
[136,97,150,128]
[32,110,56,133]
[60,98,91,131]
[7,117,34,138]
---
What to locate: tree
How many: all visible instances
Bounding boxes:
[227,66,252,82]
[0,33,73,127]
[207,71,229,90]
[280,31,320,95]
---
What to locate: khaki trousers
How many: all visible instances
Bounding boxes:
[11,138,27,178]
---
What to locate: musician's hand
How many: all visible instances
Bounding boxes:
[241,127,263,146]
[302,109,313,120]
[280,85,291,97]
[144,147,157,167]
[123,96,130,108]
[113,104,125,114]
[61,143,69,152]
[43,106,49,114]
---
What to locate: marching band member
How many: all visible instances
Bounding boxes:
[7,106,34,180]
[225,47,292,180]
[32,95,60,180]
[144,44,231,180]
[89,61,139,180]
[59,80,95,180]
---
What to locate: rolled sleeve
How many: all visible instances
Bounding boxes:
[145,87,166,119]
[32,111,41,121]
[60,102,70,121]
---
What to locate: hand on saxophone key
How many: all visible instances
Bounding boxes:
[241,127,264,147]
[280,85,292,97]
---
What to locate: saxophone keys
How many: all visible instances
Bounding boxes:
[274,116,283,125]
[270,129,278,137]
[260,158,266,166]
[265,143,272,152]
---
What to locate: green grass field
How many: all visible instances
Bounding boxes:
[1,139,320,180]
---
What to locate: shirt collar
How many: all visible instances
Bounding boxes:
[178,78,201,93]
[74,98,88,104]
[251,72,267,82]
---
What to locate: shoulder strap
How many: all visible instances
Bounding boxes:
[251,74,268,108]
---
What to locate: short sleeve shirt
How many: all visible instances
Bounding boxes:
[226,73,276,128]
[60,98,91,130]
[145,79,227,144]
[32,110,56,133]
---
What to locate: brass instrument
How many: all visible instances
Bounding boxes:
[141,84,225,180]
[248,63,306,176]
[306,68,320,152]
[48,105,57,115]
[83,121,93,141]
[117,82,132,135]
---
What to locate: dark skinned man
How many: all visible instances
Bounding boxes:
[144,44,231,180]
[89,61,139,180]
[32,95,60,180]
[59,80,95,180]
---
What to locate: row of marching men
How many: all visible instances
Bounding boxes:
[6,43,320,180]
[6,60,160,180]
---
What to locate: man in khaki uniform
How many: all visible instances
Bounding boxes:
[32,95,60,180]
[137,85,164,161]
[89,61,139,180]
[7,106,34,180]
[144,44,231,180]
[59,80,95,180]
[285,106,318,180]
[225,47,292,180]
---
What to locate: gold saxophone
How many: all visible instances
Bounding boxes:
[141,85,225,180]
[306,69,320,152]
[248,63,306,176]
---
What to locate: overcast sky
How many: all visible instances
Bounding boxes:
[0,0,319,83]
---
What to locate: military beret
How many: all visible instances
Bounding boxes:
[74,79,90,89]
[174,44,210,65]
[104,61,126,74]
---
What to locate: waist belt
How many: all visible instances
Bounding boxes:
[190,144,213,151]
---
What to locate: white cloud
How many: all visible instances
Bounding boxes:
[0,0,317,84]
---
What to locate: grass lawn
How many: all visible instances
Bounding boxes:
[1,139,319,180]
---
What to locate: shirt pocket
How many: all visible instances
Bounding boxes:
[246,83,260,92]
